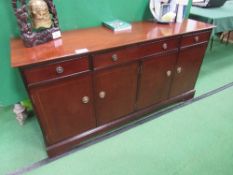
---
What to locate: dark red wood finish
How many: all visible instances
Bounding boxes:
[169,43,208,97]
[180,31,211,47]
[11,20,214,157]
[23,56,89,85]
[93,38,179,69]
[136,52,178,110]
[11,20,214,68]
[94,63,138,125]
[30,73,96,145]
[47,90,195,157]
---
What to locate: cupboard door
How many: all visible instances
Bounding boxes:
[94,63,138,125]
[170,43,208,97]
[30,74,96,145]
[136,52,177,109]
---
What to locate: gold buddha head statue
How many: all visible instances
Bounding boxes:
[29,0,52,29]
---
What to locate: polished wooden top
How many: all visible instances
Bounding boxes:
[11,19,214,67]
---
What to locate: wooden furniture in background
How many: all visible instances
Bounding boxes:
[11,19,213,157]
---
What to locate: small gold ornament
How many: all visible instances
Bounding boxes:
[29,0,52,29]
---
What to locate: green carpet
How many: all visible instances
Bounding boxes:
[0,107,46,175]
[26,85,233,175]
[195,40,233,96]
[0,40,233,175]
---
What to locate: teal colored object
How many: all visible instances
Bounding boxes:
[185,0,192,18]
[103,19,132,32]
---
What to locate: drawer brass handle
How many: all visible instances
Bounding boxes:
[56,66,64,74]
[162,43,168,50]
[82,96,90,104]
[177,67,182,74]
[194,36,199,42]
[99,91,106,99]
[166,70,172,77]
[112,54,118,62]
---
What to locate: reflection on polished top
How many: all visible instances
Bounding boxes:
[11,19,214,67]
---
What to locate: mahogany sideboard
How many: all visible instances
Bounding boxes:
[11,19,214,157]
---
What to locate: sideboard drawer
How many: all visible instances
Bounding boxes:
[23,57,89,85]
[181,31,211,47]
[93,38,179,69]
[136,37,179,57]
[92,46,138,69]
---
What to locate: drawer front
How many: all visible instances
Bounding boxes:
[93,38,179,69]
[181,31,211,47]
[23,57,89,85]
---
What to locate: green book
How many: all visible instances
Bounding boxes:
[103,19,132,32]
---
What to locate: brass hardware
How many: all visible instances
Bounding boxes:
[112,54,118,62]
[194,36,199,42]
[82,96,89,104]
[166,70,172,77]
[162,43,168,50]
[177,67,182,74]
[99,91,106,99]
[56,66,64,74]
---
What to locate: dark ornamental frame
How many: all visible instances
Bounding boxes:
[12,0,60,47]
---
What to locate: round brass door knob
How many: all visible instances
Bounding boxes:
[82,96,90,104]
[56,66,64,74]
[112,54,118,62]
[99,91,106,99]
[166,70,172,77]
[162,43,168,50]
[194,36,199,42]
[177,67,182,74]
